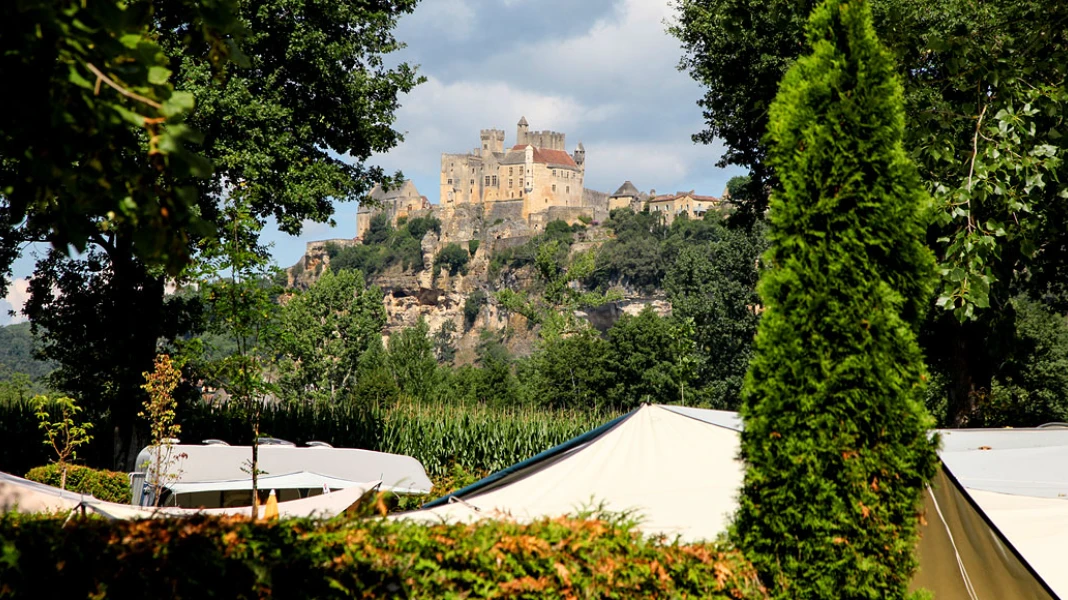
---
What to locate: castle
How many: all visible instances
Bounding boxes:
[440,117,590,219]
[353,116,726,239]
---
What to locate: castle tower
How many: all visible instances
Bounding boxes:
[517,116,529,146]
[574,142,585,171]
[480,129,505,156]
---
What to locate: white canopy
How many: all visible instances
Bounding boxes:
[137,443,432,502]
[0,470,379,520]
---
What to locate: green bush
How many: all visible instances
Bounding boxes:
[733,1,937,598]
[24,464,130,503]
[0,514,767,599]
[468,239,480,256]
[435,243,470,276]
[463,290,488,328]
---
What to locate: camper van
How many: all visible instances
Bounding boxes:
[131,439,432,509]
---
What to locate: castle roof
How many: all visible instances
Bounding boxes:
[649,191,721,204]
[518,116,529,126]
[505,145,579,169]
[611,181,640,198]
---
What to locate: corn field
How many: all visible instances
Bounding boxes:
[0,400,619,479]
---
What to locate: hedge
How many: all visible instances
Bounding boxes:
[23,464,131,503]
[0,514,768,599]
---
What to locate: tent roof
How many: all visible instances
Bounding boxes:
[412,405,743,542]
[937,428,1068,498]
[137,444,431,495]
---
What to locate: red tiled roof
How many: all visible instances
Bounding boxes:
[509,145,579,169]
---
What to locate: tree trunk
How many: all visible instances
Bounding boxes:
[943,320,994,428]
[251,417,260,519]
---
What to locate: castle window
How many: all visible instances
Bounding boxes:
[484,176,490,186]
[470,179,474,185]
[509,179,513,188]
[509,167,513,176]
[552,184,556,192]
[552,170,557,177]
[566,186,570,193]
[447,179,452,185]
[492,176,498,186]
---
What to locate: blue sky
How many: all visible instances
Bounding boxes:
[2,0,743,325]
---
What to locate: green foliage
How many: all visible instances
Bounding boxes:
[435,243,470,277]
[275,269,386,404]
[24,464,130,504]
[432,320,459,364]
[674,0,1068,426]
[139,354,184,505]
[32,395,93,488]
[387,319,439,403]
[464,290,489,329]
[0,0,243,276]
[665,224,768,408]
[733,2,938,598]
[606,307,697,408]
[333,215,441,279]
[8,0,422,468]
[0,323,54,383]
[0,514,767,599]
[468,239,481,256]
[970,297,1068,427]
[525,329,616,410]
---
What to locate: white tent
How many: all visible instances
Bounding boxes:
[136,443,432,507]
[404,405,743,541]
[0,470,380,520]
[401,405,1068,600]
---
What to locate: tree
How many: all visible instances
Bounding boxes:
[32,395,93,490]
[275,269,386,405]
[0,0,243,281]
[15,0,422,467]
[197,199,280,518]
[387,319,439,403]
[605,308,696,409]
[139,354,185,506]
[433,321,458,364]
[434,243,470,277]
[732,1,937,597]
[527,329,615,410]
[665,225,767,408]
[673,0,1068,426]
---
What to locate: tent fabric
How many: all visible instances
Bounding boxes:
[911,466,1056,600]
[405,405,744,542]
[403,405,1068,598]
[137,444,431,499]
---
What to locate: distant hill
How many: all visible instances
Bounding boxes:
[0,322,54,381]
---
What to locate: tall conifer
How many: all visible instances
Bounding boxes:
[732,0,938,597]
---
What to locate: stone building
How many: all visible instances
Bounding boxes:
[646,191,722,226]
[440,117,588,220]
[356,180,430,239]
[608,181,643,212]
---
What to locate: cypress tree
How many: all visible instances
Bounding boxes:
[731,0,938,598]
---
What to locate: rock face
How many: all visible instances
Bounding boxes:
[287,204,672,363]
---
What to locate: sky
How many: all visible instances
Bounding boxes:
[1,0,742,325]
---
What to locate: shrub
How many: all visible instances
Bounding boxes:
[435,243,470,276]
[0,514,768,599]
[733,1,938,598]
[468,239,480,256]
[463,290,488,328]
[24,464,130,503]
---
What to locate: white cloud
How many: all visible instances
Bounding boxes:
[1,278,31,326]
[405,0,477,42]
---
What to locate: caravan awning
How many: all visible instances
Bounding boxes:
[165,471,373,495]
